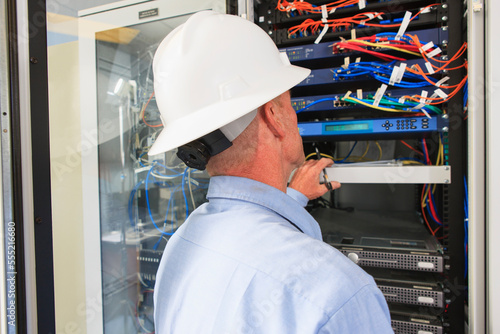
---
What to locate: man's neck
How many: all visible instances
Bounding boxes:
[219,145,294,193]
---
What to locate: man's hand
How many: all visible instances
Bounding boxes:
[289,158,341,200]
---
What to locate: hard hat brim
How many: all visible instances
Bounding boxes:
[148,64,310,156]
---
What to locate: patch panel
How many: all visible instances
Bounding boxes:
[291,88,442,113]
[296,58,431,87]
[279,27,448,63]
[272,6,448,46]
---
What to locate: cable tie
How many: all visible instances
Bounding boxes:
[425,62,435,74]
[419,41,435,53]
[420,90,429,104]
[359,0,366,10]
[389,65,399,86]
[395,63,407,83]
[357,89,363,99]
[395,11,412,40]
[426,47,442,59]
[373,84,387,107]
[341,56,350,69]
[343,91,352,100]
[413,102,425,110]
[321,5,328,23]
[434,88,448,99]
[435,76,450,87]
[314,24,329,44]
[351,29,357,40]
[412,101,431,119]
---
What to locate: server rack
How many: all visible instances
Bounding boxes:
[254,0,468,332]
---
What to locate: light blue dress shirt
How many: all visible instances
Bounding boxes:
[154,176,393,334]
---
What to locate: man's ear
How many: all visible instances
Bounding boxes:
[262,100,285,139]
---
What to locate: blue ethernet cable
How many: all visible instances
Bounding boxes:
[336,141,358,164]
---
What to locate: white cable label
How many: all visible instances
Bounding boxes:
[389,65,399,85]
[359,0,366,10]
[398,96,406,104]
[355,57,361,63]
[434,88,448,99]
[329,7,336,14]
[395,63,407,83]
[357,89,363,99]
[435,76,450,87]
[420,90,428,104]
[426,47,442,58]
[343,90,352,100]
[420,41,435,53]
[425,62,435,74]
[341,56,350,69]
[351,29,357,40]
[373,84,387,107]
[314,24,329,44]
[396,11,412,40]
[321,5,328,23]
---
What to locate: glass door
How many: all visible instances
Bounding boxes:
[47,1,226,333]
[94,15,211,334]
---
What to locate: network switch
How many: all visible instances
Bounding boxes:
[312,208,444,272]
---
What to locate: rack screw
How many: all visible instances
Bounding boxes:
[30,57,38,64]
[35,217,43,224]
[442,16,448,21]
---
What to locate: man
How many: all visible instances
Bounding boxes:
[151,11,393,333]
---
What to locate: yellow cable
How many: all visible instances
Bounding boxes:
[351,40,422,57]
[360,141,370,159]
[343,97,406,113]
[374,141,383,160]
[422,137,443,206]
[305,152,335,161]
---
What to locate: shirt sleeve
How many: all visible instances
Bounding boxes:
[286,187,309,207]
[318,284,394,334]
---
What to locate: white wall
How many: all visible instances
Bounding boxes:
[48,40,88,334]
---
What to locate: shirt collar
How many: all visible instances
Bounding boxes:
[206,176,322,240]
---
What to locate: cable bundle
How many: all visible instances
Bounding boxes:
[286,4,437,38]
[334,61,438,88]
[420,137,444,236]
[277,0,359,15]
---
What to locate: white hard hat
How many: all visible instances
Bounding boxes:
[149,10,310,158]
